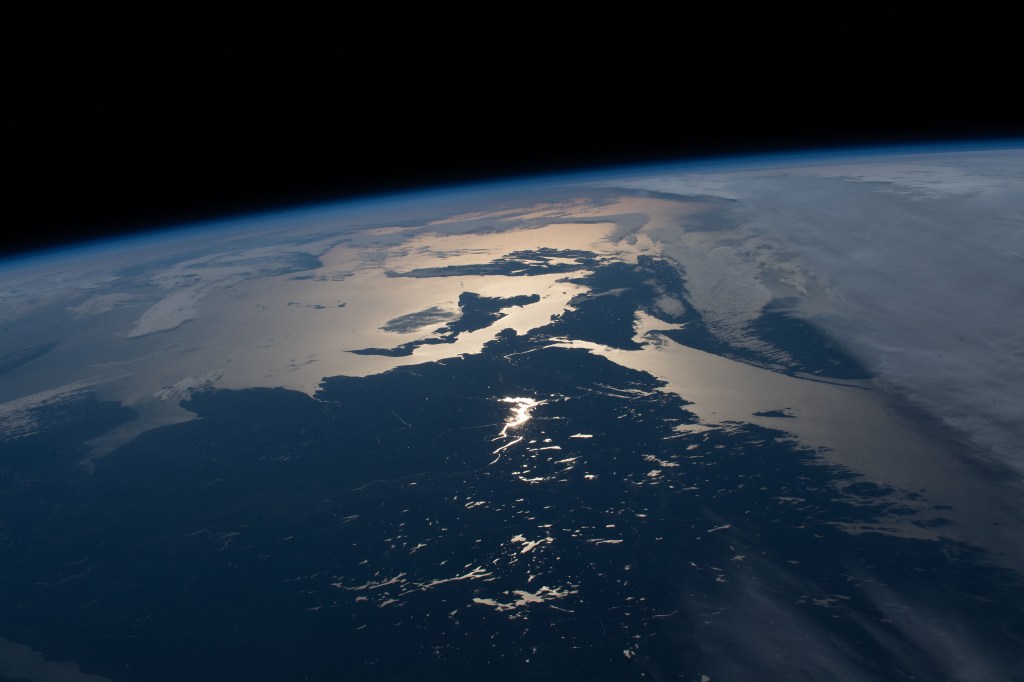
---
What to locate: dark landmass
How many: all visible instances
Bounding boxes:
[753,409,796,419]
[2,249,1021,681]
[446,292,540,334]
[2,322,1020,681]
[363,251,871,380]
[381,307,456,334]
[351,292,540,357]
[287,302,346,309]
[386,248,597,278]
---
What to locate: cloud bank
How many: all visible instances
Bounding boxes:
[606,148,1024,470]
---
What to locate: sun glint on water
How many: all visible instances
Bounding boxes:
[498,397,545,438]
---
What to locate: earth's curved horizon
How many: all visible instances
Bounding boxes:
[2,144,1022,681]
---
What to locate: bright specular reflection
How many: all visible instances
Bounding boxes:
[498,397,544,438]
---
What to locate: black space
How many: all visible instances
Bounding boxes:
[7,11,1022,260]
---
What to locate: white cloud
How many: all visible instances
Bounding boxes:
[126,287,204,337]
[604,149,1024,470]
[0,382,94,441]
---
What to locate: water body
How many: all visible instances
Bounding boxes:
[1,253,1021,681]
[2,147,1023,680]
